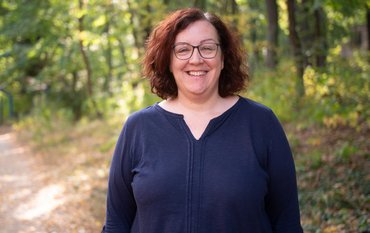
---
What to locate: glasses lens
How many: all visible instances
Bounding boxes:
[173,43,219,60]
[174,44,193,60]
[199,43,218,58]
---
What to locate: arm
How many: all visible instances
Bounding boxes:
[265,111,303,233]
[103,122,137,232]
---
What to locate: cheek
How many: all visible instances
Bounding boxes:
[171,59,187,73]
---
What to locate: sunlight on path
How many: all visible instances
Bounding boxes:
[0,128,105,233]
[0,130,67,232]
[14,184,66,220]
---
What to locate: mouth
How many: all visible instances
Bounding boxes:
[186,71,208,77]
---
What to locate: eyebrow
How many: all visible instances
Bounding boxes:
[200,39,218,43]
[174,39,219,45]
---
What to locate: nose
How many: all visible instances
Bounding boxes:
[189,48,204,64]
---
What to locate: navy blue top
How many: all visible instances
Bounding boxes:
[103,97,303,233]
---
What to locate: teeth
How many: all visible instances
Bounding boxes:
[188,71,207,76]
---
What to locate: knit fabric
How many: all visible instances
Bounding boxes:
[103,97,303,233]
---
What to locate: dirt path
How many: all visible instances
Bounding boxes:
[0,126,106,233]
[0,128,67,233]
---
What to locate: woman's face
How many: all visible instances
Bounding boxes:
[170,20,224,100]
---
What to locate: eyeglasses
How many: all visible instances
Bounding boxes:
[173,42,220,60]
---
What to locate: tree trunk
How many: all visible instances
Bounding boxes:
[314,6,328,67]
[78,0,93,98]
[248,0,263,71]
[286,0,305,97]
[116,37,127,81]
[194,0,206,10]
[126,0,150,59]
[103,2,113,94]
[144,3,153,41]
[367,6,370,51]
[231,0,239,29]
[126,0,141,51]
[265,0,279,68]
[299,0,313,66]
[78,0,101,118]
[231,0,238,14]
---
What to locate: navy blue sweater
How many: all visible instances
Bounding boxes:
[104,97,303,233]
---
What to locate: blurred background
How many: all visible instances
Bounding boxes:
[0,0,369,232]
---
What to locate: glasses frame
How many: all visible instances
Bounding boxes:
[173,42,220,60]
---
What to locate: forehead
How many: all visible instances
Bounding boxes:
[174,20,219,43]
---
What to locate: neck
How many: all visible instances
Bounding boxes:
[160,94,239,118]
[177,92,222,112]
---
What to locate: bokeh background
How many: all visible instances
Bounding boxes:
[0,0,369,232]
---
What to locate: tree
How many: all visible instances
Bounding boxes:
[265,0,279,68]
[0,0,60,114]
[246,0,266,71]
[299,0,328,68]
[367,6,370,51]
[194,0,207,10]
[78,0,93,99]
[286,0,305,97]
[313,5,328,67]
[102,0,114,94]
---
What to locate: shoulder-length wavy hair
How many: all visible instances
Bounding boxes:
[142,8,248,99]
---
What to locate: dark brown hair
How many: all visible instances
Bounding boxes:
[142,8,248,99]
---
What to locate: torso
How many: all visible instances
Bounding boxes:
[124,97,287,232]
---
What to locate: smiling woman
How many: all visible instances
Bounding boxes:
[142,8,247,100]
[102,8,303,233]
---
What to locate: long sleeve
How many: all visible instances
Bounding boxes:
[264,111,303,233]
[103,120,137,233]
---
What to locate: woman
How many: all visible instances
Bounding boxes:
[103,8,303,233]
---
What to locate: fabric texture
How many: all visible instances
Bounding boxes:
[103,97,303,233]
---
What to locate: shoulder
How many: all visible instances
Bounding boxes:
[238,97,275,120]
[124,104,159,124]
[116,104,161,137]
[237,97,285,138]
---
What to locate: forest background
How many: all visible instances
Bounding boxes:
[0,0,369,232]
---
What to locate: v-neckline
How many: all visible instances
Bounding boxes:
[155,97,242,141]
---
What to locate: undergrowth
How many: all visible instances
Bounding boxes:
[248,51,369,130]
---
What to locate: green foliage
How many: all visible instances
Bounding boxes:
[247,60,298,122]
[248,48,369,129]
[301,51,369,128]
[1,0,368,123]
[297,153,369,232]
[335,141,358,161]
[0,92,11,121]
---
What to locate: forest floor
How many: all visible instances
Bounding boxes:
[0,119,369,233]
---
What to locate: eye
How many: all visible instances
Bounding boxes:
[200,44,217,54]
[175,45,191,54]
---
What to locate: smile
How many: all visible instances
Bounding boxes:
[187,71,208,76]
